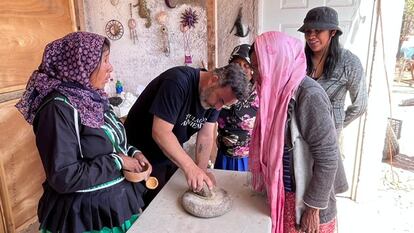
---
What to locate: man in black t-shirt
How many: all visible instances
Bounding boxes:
[124,63,250,204]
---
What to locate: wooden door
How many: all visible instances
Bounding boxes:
[0,1,79,232]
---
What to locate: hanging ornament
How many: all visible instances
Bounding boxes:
[156,11,168,25]
[165,0,177,8]
[128,3,138,44]
[182,25,192,64]
[161,26,170,57]
[180,8,199,29]
[230,7,250,37]
[156,11,170,57]
[105,20,124,40]
[180,8,198,65]
[110,0,119,6]
[133,0,151,28]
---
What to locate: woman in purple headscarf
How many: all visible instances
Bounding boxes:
[16,32,151,233]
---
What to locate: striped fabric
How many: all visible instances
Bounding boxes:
[282,145,295,192]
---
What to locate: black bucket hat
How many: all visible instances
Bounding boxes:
[298,6,343,36]
[228,44,251,64]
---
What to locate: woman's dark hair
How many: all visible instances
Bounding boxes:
[248,42,255,57]
[305,31,341,77]
[102,38,111,53]
[93,38,111,72]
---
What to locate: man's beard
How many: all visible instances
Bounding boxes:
[199,86,214,110]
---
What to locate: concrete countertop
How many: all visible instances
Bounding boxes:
[128,169,271,233]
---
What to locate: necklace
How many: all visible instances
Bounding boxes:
[310,46,329,79]
[310,57,323,78]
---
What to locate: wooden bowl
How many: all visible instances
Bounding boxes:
[145,176,159,190]
[123,163,150,183]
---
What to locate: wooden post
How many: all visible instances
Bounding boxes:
[206,0,217,70]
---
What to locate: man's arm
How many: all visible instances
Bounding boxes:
[208,123,219,167]
[152,116,213,191]
[195,122,216,170]
[196,122,217,184]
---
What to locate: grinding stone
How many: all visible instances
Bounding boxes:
[181,187,232,218]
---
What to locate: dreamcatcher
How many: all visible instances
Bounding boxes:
[128,3,138,44]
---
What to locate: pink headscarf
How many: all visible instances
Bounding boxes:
[249,31,306,233]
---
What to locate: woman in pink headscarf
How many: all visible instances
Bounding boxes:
[249,31,348,233]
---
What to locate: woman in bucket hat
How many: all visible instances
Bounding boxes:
[298,6,368,136]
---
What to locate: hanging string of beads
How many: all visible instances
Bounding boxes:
[180,8,198,65]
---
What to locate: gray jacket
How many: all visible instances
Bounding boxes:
[288,77,348,224]
[317,49,368,133]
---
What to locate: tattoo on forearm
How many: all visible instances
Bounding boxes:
[198,144,204,154]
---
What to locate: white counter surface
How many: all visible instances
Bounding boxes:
[128,169,271,233]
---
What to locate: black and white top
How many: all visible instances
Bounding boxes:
[34,91,145,233]
[125,66,220,163]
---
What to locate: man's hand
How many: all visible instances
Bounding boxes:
[205,171,216,185]
[300,206,320,233]
[183,164,214,192]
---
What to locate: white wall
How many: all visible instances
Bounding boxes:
[355,0,405,201]
[216,0,257,67]
[83,1,207,95]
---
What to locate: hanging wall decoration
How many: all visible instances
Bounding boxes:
[128,3,138,44]
[230,7,250,37]
[110,0,119,6]
[156,11,170,57]
[105,20,124,40]
[133,0,151,28]
[165,0,177,8]
[180,8,198,65]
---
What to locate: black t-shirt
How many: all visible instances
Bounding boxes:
[125,66,220,163]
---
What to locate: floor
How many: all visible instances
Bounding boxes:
[337,74,414,233]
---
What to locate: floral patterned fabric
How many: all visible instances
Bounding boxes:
[216,89,258,157]
[283,192,336,233]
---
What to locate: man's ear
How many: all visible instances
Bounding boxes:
[210,74,219,85]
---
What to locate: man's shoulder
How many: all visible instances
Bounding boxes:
[163,66,199,77]
[159,66,199,85]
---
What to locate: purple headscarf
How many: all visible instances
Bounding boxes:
[16,31,109,128]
